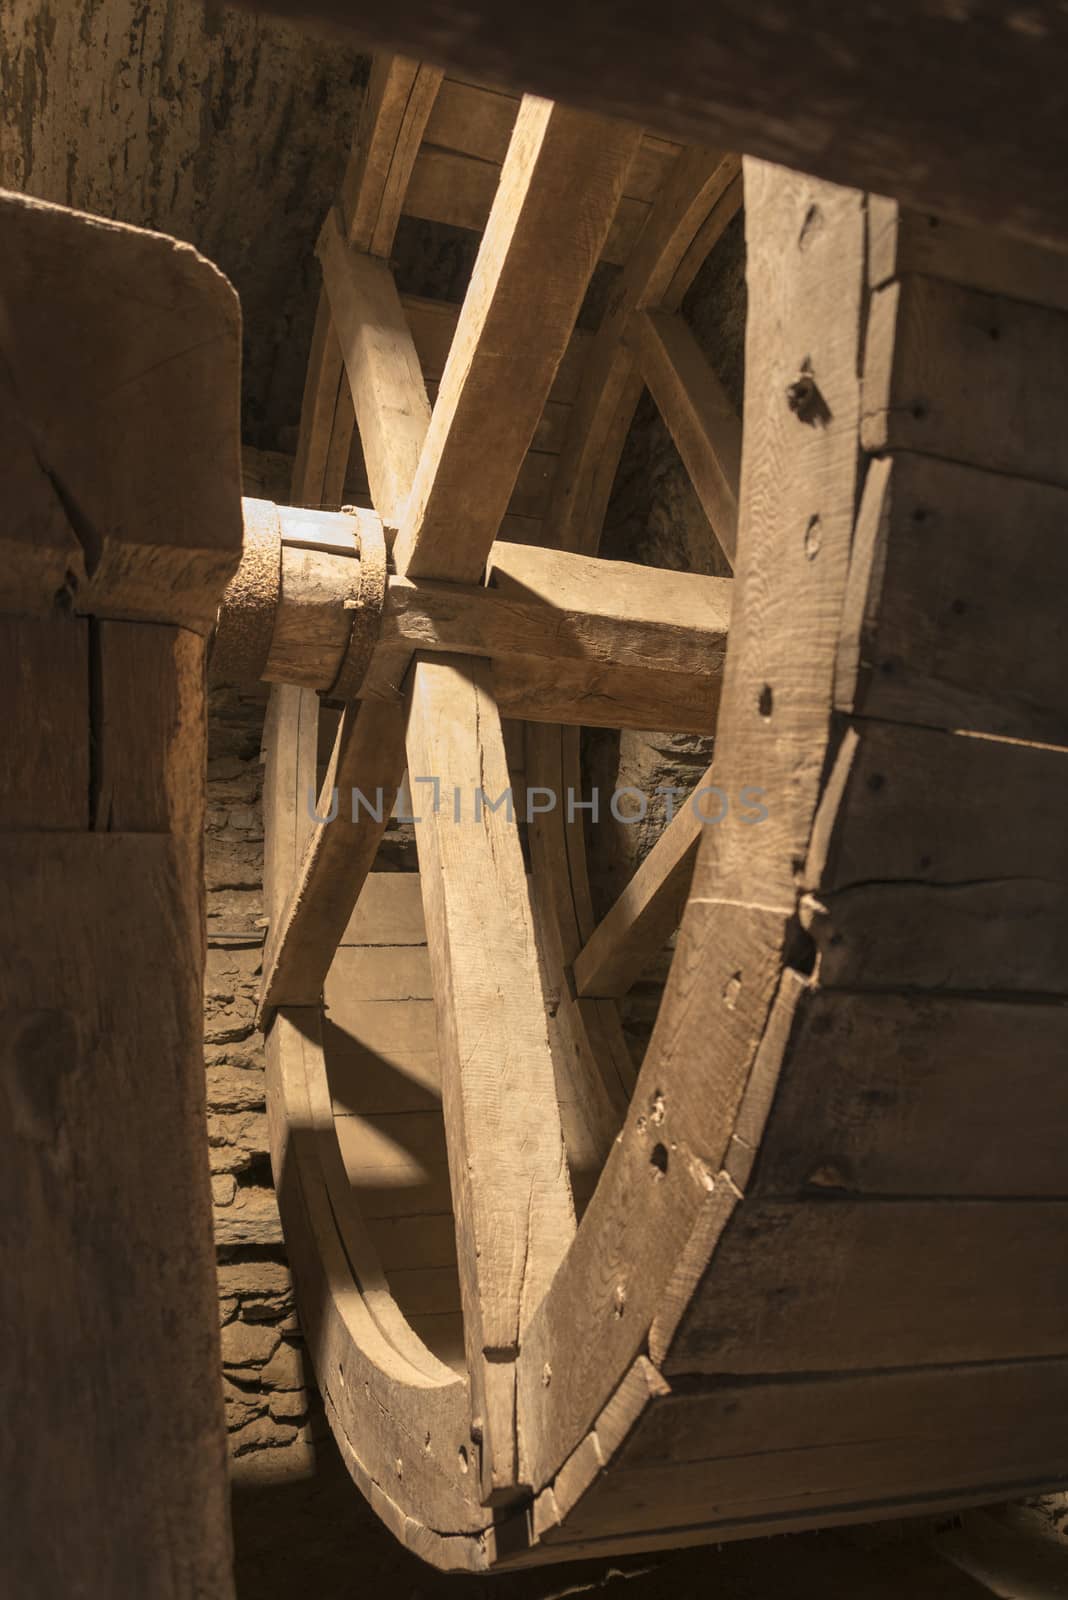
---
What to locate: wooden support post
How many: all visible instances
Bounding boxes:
[405,654,576,1502]
[0,192,236,1597]
[393,99,645,582]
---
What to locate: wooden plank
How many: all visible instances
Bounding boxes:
[340,55,444,256]
[572,782,703,997]
[403,145,651,266]
[0,833,232,1599]
[548,1359,1068,1544]
[836,452,1068,745]
[803,718,1068,993]
[661,1199,1068,1375]
[318,211,432,525]
[744,989,1068,1198]
[0,615,88,829]
[626,308,741,565]
[0,191,241,630]
[393,100,644,582]
[260,698,407,1012]
[405,654,575,1498]
[861,274,1068,487]
[226,0,1068,251]
[868,197,1068,312]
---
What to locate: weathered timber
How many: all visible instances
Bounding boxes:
[0,192,242,628]
[661,1199,1068,1375]
[318,213,432,525]
[861,274,1068,486]
[393,99,643,581]
[541,1358,1068,1545]
[836,453,1068,746]
[517,160,868,1493]
[405,654,575,1499]
[804,720,1068,994]
[742,988,1068,1199]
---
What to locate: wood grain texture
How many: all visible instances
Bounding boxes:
[662,1198,1068,1375]
[0,834,232,1599]
[544,1358,1068,1545]
[0,615,89,829]
[627,308,741,565]
[394,99,644,581]
[0,190,242,629]
[405,654,575,1498]
[743,988,1068,1199]
[836,452,1068,745]
[804,719,1068,993]
[861,274,1068,487]
[868,197,1068,312]
[318,213,432,524]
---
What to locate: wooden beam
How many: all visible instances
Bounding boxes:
[405,654,575,1501]
[572,781,705,997]
[626,309,740,566]
[318,208,432,525]
[392,99,644,582]
[217,511,733,730]
[260,696,406,1014]
[235,0,1068,249]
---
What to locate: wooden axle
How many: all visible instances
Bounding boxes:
[214,497,731,735]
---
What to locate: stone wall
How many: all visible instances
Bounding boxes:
[204,682,321,1480]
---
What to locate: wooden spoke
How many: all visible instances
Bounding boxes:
[626,309,741,566]
[544,149,740,557]
[392,99,644,582]
[340,55,444,255]
[404,654,576,1501]
[292,56,438,516]
[318,211,431,525]
[260,695,406,1014]
[572,777,707,999]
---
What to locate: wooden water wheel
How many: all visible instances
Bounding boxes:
[212,57,1068,1572]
